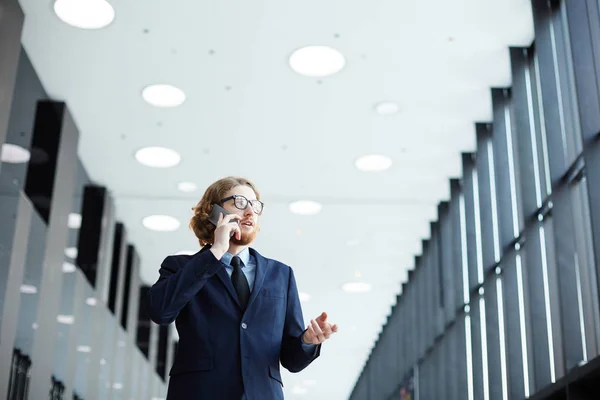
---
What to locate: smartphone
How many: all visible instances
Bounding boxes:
[208,204,238,226]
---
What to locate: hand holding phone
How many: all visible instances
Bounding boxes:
[209,204,238,227]
[209,205,241,255]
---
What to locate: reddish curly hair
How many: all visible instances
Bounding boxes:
[190,176,261,246]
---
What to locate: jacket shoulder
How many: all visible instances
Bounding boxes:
[160,253,194,269]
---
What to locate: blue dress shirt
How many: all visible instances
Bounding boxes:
[221,248,256,291]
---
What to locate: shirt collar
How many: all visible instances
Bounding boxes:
[222,247,251,267]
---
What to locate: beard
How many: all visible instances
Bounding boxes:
[230,224,259,246]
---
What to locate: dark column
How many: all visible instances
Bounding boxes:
[0,194,33,398]
[73,184,116,397]
[414,256,426,358]
[76,185,116,300]
[0,3,26,349]
[0,47,48,347]
[564,0,600,141]
[523,220,560,392]
[566,0,600,359]
[0,0,24,172]
[137,285,152,359]
[475,123,501,270]
[76,186,107,287]
[461,153,486,400]
[122,245,141,334]
[490,89,523,248]
[502,248,533,399]
[531,0,593,381]
[474,123,507,400]
[26,101,80,398]
[438,202,456,324]
[108,223,128,321]
[428,222,444,338]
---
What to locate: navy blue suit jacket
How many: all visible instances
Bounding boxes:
[145,246,320,400]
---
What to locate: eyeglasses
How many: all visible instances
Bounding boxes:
[219,195,264,215]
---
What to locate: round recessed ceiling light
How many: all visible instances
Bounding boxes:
[135,146,181,168]
[57,314,75,325]
[177,182,197,193]
[53,0,115,30]
[20,284,38,294]
[68,213,81,229]
[142,215,181,232]
[62,262,76,273]
[65,247,78,259]
[289,200,322,216]
[342,281,372,293]
[1,143,31,163]
[289,46,346,77]
[142,84,186,108]
[355,154,392,172]
[375,101,400,115]
[86,297,98,306]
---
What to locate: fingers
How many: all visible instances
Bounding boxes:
[320,320,333,339]
[306,317,338,345]
[311,312,338,342]
[223,214,241,225]
[310,319,325,343]
[216,214,241,239]
[305,323,317,344]
[225,215,241,240]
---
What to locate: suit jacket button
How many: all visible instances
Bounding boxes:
[241,323,247,329]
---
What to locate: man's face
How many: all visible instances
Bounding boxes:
[221,185,260,246]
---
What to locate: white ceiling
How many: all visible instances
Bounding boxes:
[19,0,534,398]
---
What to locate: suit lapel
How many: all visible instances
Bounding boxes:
[199,245,242,309]
[215,267,242,309]
[246,248,269,310]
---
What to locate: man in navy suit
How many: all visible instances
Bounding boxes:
[145,176,337,399]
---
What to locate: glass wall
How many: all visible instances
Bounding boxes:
[350,1,600,399]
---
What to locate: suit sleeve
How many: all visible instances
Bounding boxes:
[145,250,223,325]
[279,267,321,372]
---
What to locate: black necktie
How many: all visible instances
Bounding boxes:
[231,256,250,310]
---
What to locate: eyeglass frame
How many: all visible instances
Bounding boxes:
[218,195,264,215]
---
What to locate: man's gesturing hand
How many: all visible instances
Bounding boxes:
[302,312,338,345]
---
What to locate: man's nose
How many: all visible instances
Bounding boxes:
[243,203,253,216]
